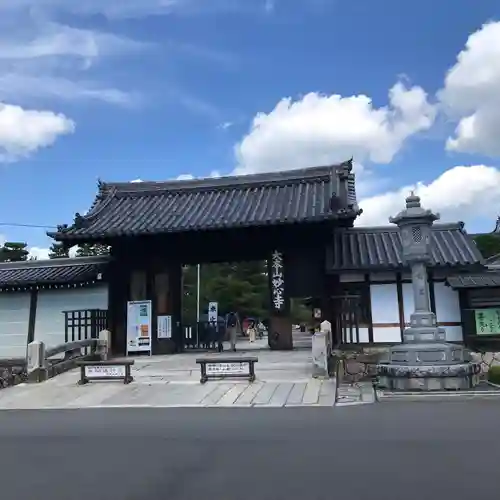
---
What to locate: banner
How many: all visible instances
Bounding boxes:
[208,302,218,323]
[475,308,500,336]
[127,300,152,354]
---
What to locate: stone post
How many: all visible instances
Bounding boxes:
[376,193,481,391]
[312,332,329,378]
[27,340,47,383]
[97,329,111,360]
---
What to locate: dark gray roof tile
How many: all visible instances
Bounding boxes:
[0,256,109,289]
[50,163,360,241]
[446,272,500,288]
[327,224,483,271]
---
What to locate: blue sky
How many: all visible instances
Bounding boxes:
[1,0,500,257]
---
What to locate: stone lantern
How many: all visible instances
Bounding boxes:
[376,193,481,391]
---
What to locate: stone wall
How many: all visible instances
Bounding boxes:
[470,351,500,376]
[0,361,27,389]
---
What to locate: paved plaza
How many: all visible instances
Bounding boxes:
[0,332,376,409]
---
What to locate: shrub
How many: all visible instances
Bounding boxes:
[488,365,500,385]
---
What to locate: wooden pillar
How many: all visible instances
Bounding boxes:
[150,261,183,354]
[27,289,38,344]
[268,250,293,350]
[107,253,129,356]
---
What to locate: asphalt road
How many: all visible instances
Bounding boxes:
[0,401,499,500]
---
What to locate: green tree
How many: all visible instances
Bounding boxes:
[182,261,269,323]
[473,234,500,259]
[0,242,29,262]
[76,243,110,257]
[48,226,70,259]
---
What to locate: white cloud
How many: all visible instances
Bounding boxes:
[234,81,436,176]
[439,21,500,157]
[357,165,500,229]
[0,22,146,63]
[0,18,146,107]
[0,103,74,161]
[0,74,139,107]
[177,174,195,180]
[28,245,78,260]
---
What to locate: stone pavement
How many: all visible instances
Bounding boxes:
[0,339,345,409]
[336,382,376,406]
[0,332,374,409]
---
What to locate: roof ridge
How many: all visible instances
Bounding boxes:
[104,164,337,195]
[341,222,465,233]
[115,174,330,198]
[0,255,111,271]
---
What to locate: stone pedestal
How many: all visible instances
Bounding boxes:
[378,342,481,391]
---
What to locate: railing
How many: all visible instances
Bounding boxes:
[44,339,100,379]
[182,321,226,350]
[63,309,108,343]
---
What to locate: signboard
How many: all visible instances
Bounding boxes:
[127,300,152,355]
[475,308,500,336]
[84,365,126,378]
[208,301,218,323]
[157,315,172,339]
[206,361,248,376]
[270,250,286,312]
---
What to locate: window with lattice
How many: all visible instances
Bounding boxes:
[412,226,422,243]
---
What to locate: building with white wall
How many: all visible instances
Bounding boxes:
[0,256,109,358]
[327,223,484,345]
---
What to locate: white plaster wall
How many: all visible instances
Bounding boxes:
[35,286,108,349]
[0,293,30,358]
[370,284,401,342]
[434,282,463,341]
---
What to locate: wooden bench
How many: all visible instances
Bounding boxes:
[76,359,134,385]
[196,356,258,384]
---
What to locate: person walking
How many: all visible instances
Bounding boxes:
[247,319,256,343]
[226,312,238,352]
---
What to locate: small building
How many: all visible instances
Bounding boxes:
[327,223,483,345]
[0,256,109,358]
[445,252,500,349]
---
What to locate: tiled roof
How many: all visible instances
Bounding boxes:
[485,253,500,266]
[327,223,484,271]
[446,272,500,289]
[0,256,109,289]
[50,162,361,241]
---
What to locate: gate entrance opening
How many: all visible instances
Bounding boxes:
[49,161,361,356]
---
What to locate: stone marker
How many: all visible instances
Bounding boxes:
[312,331,329,378]
[27,340,47,383]
[376,193,481,391]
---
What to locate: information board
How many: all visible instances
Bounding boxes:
[157,315,172,339]
[475,308,500,336]
[206,361,248,376]
[84,365,126,378]
[127,300,152,355]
